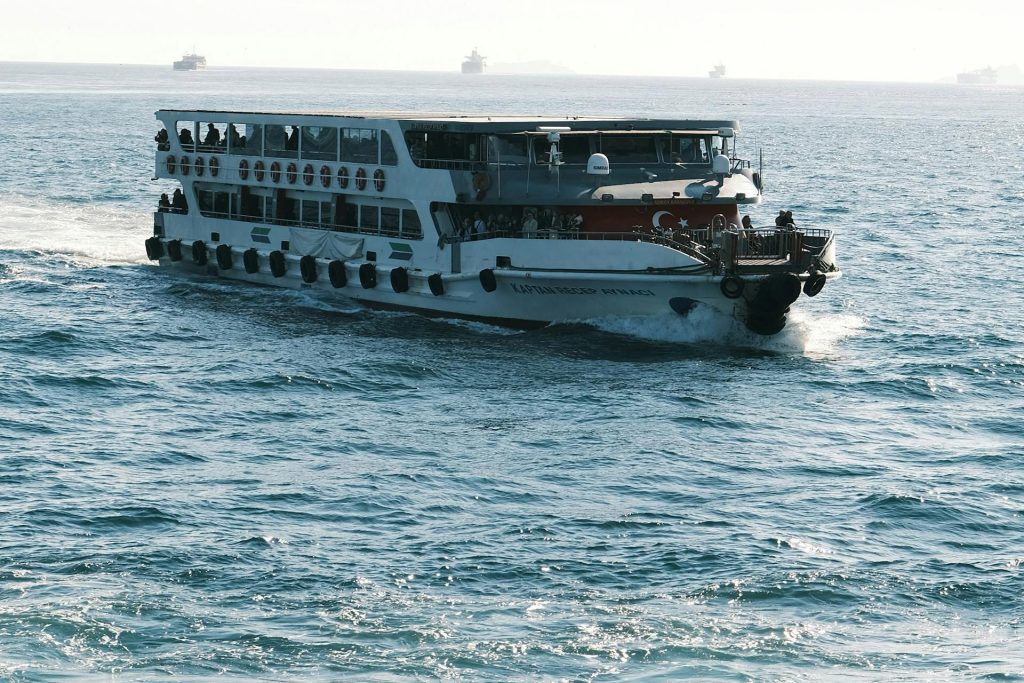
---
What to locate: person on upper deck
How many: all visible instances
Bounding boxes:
[775,210,787,228]
[155,128,169,150]
[286,126,299,151]
[742,215,753,230]
[158,193,171,212]
[203,123,220,148]
[228,124,242,148]
[178,128,193,147]
[783,210,796,229]
[172,188,188,214]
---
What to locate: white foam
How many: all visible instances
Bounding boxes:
[0,194,148,266]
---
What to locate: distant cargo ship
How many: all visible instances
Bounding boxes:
[708,64,726,79]
[956,67,996,85]
[462,48,485,74]
[173,52,207,71]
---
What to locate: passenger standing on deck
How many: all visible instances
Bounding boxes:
[783,210,796,229]
[522,211,538,238]
[158,193,171,212]
[472,212,486,240]
[154,128,169,150]
[178,127,193,149]
[775,210,787,228]
[203,123,220,148]
[172,188,188,214]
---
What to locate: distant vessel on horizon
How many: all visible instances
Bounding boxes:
[173,52,207,71]
[956,67,996,85]
[708,64,726,79]
[462,48,486,75]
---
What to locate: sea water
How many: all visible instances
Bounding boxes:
[0,62,1022,681]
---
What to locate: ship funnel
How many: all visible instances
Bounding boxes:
[587,153,610,175]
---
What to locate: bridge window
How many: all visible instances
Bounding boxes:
[660,136,709,164]
[486,135,529,164]
[533,135,590,164]
[405,131,480,168]
[342,128,379,164]
[598,135,658,163]
[302,127,338,161]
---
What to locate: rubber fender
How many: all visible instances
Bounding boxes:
[243,248,259,274]
[767,273,802,309]
[269,250,286,278]
[167,239,182,262]
[191,240,207,266]
[803,273,826,297]
[720,275,745,299]
[215,244,232,270]
[359,262,377,289]
[299,255,318,284]
[390,267,409,293]
[479,268,497,293]
[144,236,163,261]
[328,260,347,288]
[746,312,787,336]
[427,272,444,296]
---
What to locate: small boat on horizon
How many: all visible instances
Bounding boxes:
[956,67,996,85]
[173,52,207,71]
[462,48,485,74]
[708,64,726,79]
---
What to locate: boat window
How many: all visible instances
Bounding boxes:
[176,120,196,152]
[486,135,529,164]
[321,201,333,227]
[301,126,338,161]
[401,209,422,239]
[274,189,298,222]
[198,122,227,153]
[659,136,709,164]
[340,200,358,228]
[598,135,658,163]
[301,199,320,225]
[404,131,479,168]
[533,135,591,164]
[360,204,379,230]
[266,125,300,159]
[342,128,379,165]
[195,184,231,219]
[380,131,398,166]
[381,207,400,236]
[235,123,262,156]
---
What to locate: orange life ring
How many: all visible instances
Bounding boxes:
[373,169,386,192]
[286,162,298,184]
[302,164,315,186]
[319,165,331,188]
[209,156,219,177]
[253,160,265,181]
[239,159,249,180]
[166,155,177,174]
[194,157,205,177]
[270,161,281,183]
[180,156,191,176]
[355,167,367,191]
[337,167,349,189]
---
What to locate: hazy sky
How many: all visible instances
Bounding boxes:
[0,0,1020,82]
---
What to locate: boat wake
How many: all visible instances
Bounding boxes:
[582,304,864,355]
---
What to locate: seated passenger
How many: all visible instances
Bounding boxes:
[203,123,220,148]
[158,193,171,212]
[154,128,169,150]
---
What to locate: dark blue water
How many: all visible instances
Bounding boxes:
[1,63,1023,681]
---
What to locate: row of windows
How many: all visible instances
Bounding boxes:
[194,187,422,239]
[168,122,399,166]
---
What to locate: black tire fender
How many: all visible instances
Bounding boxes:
[479,268,497,293]
[269,250,286,278]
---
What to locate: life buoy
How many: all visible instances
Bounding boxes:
[167,239,183,262]
[427,272,444,296]
[144,236,163,261]
[803,273,826,297]
[209,156,219,177]
[180,156,191,176]
[358,262,377,289]
[194,156,205,177]
[337,167,349,189]
[355,167,367,191]
[720,275,745,299]
[191,240,207,265]
[269,250,286,277]
[215,243,232,270]
[243,248,259,274]
[479,268,497,293]
[166,155,177,174]
[373,169,386,192]
[319,165,331,188]
[286,162,298,184]
[299,255,318,283]
[472,172,491,199]
[328,260,347,288]
[302,164,315,186]
[253,160,265,181]
[390,267,409,293]
[270,161,281,183]
[239,159,249,180]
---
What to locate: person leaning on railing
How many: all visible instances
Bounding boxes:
[155,128,169,150]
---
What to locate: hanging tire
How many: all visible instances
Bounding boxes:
[191,240,207,265]
[390,267,409,293]
[215,243,232,270]
[359,262,377,289]
[144,236,163,261]
[803,273,826,297]
[300,255,318,283]
[269,250,286,277]
[427,273,444,296]
[746,312,787,336]
[720,275,744,299]
[167,239,182,262]
[243,248,259,274]
[767,273,802,308]
[479,268,497,293]
[328,260,347,288]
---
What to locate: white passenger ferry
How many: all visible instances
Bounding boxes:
[146,110,839,334]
